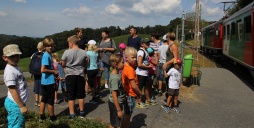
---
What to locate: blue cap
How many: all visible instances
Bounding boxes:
[147,47,154,53]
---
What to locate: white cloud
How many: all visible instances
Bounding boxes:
[62,6,92,17]
[130,0,181,15]
[105,4,123,14]
[0,11,7,17]
[14,0,26,3]
[44,17,53,21]
[192,1,223,20]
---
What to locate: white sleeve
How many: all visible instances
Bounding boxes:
[4,71,16,87]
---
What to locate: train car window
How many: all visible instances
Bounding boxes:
[237,20,242,41]
[231,22,235,40]
[223,26,226,39]
[244,16,251,41]
[226,24,230,40]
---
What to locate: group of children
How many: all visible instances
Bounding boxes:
[2,33,182,128]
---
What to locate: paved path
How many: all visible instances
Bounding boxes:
[0,68,254,127]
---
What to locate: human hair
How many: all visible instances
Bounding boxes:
[37,41,44,51]
[87,44,98,52]
[110,54,122,67]
[42,38,54,47]
[166,32,176,41]
[102,30,109,35]
[75,27,83,33]
[67,35,79,45]
[151,33,160,40]
[52,52,60,62]
[130,26,137,34]
[124,46,137,57]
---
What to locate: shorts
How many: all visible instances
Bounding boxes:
[156,63,165,81]
[123,96,136,115]
[66,75,86,100]
[87,69,98,88]
[41,84,55,106]
[167,88,180,96]
[137,75,149,89]
[33,75,42,95]
[4,97,25,128]
[148,74,156,86]
[108,100,123,127]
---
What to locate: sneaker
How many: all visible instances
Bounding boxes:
[39,114,46,123]
[136,102,148,109]
[161,105,170,113]
[88,99,97,104]
[145,100,157,106]
[105,84,109,89]
[173,107,180,113]
[95,95,102,99]
[34,101,39,106]
[79,111,85,119]
[158,91,162,97]
[69,114,75,120]
[50,116,57,123]
[37,102,41,107]
[54,100,61,105]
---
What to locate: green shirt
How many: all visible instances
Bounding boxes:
[108,74,125,103]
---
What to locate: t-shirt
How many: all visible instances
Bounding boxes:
[127,36,142,51]
[61,49,87,76]
[86,51,98,70]
[108,74,126,104]
[122,63,138,97]
[41,52,55,85]
[149,41,162,53]
[135,48,149,76]
[4,64,28,104]
[158,44,169,63]
[98,39,116,65]
[166,68,181,89]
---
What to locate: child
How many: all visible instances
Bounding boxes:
[95,56,104,98]
[52,53,67,103]
[136,39,153,108]
[147,47,158,102]
[121,47,142,128]
[61,35,87,119]
[108,54,125,128]
[39,38,58,122]
[161,58,182,113]
[3,44,28,128]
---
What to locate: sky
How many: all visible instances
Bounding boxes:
[0,0,235,37]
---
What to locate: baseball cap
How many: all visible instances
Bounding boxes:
[162,34,167,41]
[119,43,126,50]
[88,40,96,45]
[147,47,154,53]
[3,44,22,57]
[174,58,182,64]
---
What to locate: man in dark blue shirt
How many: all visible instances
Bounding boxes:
[127,26,142,51]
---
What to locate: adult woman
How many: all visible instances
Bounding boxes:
[98,30,116,88]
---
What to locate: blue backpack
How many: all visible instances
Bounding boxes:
[29,52,43,75]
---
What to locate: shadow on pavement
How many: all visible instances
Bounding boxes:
[130,113,147,128]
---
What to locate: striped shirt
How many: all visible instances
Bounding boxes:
[149,41,162,53]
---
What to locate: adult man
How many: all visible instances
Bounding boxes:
[127,26,142,51]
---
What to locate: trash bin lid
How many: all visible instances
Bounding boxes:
[184,54,193,59]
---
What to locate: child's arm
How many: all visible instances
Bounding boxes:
[164,69,169,78]
[8,86,28,114]
[137,56,152,69]
[112,90,123,118]
[150,55,158,66]
[130,79,142,98]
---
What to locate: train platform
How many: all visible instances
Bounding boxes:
[0,68,254,127]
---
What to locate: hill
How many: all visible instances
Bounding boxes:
[0,34,19,43]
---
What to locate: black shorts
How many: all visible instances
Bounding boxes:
[167,88,179,96]
[66,75,86,100]
[108,100,123,127]
[33,75,42,95]
[87,69,98,88]
[137,75,149,89]
[41,84,55,105]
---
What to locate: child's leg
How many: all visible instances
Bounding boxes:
[166,95,173,107]
[47,104,55,116]
[174,95,178,107]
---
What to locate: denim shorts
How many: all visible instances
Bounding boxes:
[123,96,136,115]
[4,97,25,128]
[156,63,165,81]
[102,62,110,80]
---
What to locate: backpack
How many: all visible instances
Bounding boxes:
[136,49,148,69]
[29,52,43,75]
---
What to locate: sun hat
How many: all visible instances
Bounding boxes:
[88,40,96,45]
[147,47,154,53]
[119,43,126,50]
[3,44,22,57]
[174,58,182,64]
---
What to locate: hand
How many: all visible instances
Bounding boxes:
[163,63,168,70]
[20,106,28,114]
[54,70,58,75]
[117,110,123,118]
[98,48,103,51]
[147,65,152,68]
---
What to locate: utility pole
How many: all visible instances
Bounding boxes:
[194,0,200,60]
[176,25,179,43]
[181,11,185,81]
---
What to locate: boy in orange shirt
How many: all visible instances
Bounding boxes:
[121,47,142,128]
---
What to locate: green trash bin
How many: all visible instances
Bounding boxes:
[183,54,193,78]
